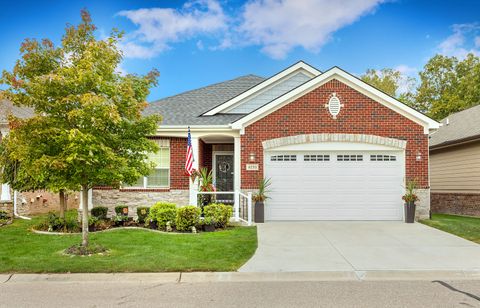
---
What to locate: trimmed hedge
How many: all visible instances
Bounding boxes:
[176,206,201,231]
[91,206,108,220]
[136,207,150,224]
[149,202,177,230]
[203,203,232,229]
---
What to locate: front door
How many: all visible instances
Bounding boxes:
[214,153,234,203]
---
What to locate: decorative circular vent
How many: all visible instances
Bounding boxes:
[326,93,343,119]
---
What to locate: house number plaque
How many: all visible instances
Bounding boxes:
[245,164,259,171]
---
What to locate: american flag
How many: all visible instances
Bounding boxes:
[185,127,194,175]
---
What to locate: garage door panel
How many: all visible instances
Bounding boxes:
[265,150,404,221]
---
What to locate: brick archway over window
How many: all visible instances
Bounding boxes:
[262,133,407,150]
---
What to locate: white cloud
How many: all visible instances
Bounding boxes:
[117,0,228,59]
[117,0,385,59]
[438,23,480,59]
[394,64,417,75]
[238,0,385,59]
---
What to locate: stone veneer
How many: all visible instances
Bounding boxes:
[0,201,13,218]
[92,189,189,217]
[431,192,480,217]
[415,189,430,220]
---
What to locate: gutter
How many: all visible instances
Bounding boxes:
[430,135,480,151]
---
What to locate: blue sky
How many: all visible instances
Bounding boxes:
[1,0,479,100]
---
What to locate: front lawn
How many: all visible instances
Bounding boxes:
[420,213,480,244]
[0,214,257,273]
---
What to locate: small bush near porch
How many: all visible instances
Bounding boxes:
[0,212,257,273]
[420,213,480,244]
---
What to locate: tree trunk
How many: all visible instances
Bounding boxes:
[59,189,66,220]
[81,186,89,247]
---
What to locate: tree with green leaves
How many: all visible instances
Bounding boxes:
[0,10,161,248]
[416,53,480,120]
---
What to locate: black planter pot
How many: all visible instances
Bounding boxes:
[203,224,215,232]
[254,201,264,223]
[149,220,158,230]
[404,202,416,223]
[88,225,96,232]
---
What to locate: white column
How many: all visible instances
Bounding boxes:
[0,128,11,202]
[233,137,241,221]
[79,188,93,210]
[189,136,199,206]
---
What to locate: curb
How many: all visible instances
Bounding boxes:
[3,270,480,283]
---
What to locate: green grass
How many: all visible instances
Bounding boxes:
[420,213,480,244]
[0,214,257,273]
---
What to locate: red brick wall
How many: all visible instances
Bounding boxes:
[170,137,189,189]
[241,79,429,189]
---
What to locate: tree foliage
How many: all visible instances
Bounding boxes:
[416,54,480,120]
[0,10,161,247]
[362,53,480,120]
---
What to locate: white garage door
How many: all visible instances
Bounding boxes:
[264,150,405,221]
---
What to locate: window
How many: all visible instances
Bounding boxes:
[271,155,297,161]
[126,139,170,188]
[304,154,330,161]
[337,154,363,161]
[370,154,396,161]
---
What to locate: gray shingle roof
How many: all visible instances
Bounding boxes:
[430,104,480,148]
[144,75,265,125]
[0,99,35,124]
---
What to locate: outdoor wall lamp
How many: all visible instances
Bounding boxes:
[249,152,256,162]
[416,151,422,161]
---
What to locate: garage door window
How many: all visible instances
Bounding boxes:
[337,154,363,161]
[271,155,297,161]
[304,154,330,161]
[370,154,396,161]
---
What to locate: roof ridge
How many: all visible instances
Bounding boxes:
[442,103,480,121]
[149,74,264,105]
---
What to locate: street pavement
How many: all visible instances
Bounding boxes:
[0,273,479,307]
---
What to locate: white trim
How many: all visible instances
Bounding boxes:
[203,61,321,116]
[230,67,440,133]
[189,136,199,205]
[212,151,234,190]
[156,127,240,139]
[234,137,241,193]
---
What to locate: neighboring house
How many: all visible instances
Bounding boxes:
[429,105,480,217]
[0,99,79,216]
[93,61,439,221]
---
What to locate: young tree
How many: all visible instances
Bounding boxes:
[416,53,480,120]
[0,10,161,248]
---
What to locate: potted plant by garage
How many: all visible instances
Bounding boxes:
[203,217,216,232]
[252,178,271,223]
[402,180,419,223]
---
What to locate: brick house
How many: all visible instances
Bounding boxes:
[0,99,80,216]
[93,62,439,221]
[430,105,480,217]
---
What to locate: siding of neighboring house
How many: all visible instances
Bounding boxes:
[240,79,429,189]
[430,140,480,216]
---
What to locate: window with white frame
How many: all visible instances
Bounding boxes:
[370,154,396,161]
[271,154,297,161]
[126,139,170,188]
[304,154,330,161]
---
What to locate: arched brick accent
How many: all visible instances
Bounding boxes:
[262,133,407,150]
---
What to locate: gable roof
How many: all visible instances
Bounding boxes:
[0,99,35,125]
[144,75,265,126]
[230,66,440,133]
[203,61,321,116]
[430,104,480,149]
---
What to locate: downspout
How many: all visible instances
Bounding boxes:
[13,190,31,220]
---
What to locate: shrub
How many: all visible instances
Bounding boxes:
[33,212,80,232]
[91,206,108,220]
[203,203,233,228]
[136,206,150,224]
[176,206,201,231]
[0,210,9,220]
[115,205,129,216]
[148,202,177,230]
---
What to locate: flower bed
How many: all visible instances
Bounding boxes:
[33,202,234,234]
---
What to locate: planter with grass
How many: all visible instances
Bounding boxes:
[202,217,216,232]
[253,178,271,223]
[402,180,419,223]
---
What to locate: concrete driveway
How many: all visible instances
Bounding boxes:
[239,221,480,272]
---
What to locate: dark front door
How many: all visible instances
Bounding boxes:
[215,154,234,203]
